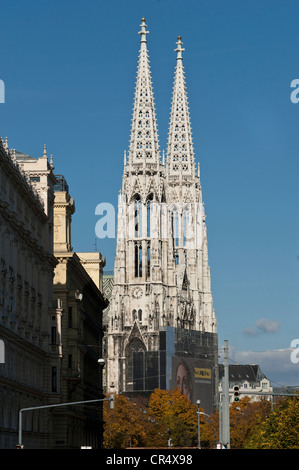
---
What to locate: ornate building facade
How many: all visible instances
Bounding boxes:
[0,140,62,449]
[0,142,107,448]
[107,19,217,407]
[52,175,108,448]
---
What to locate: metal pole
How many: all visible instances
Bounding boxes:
[222,340,230,449]
[196,400,200,449]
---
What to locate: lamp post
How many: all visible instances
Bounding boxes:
[196,400,200,449]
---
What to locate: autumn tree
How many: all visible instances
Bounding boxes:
[229,397,271,448]
[148,388,212,448]
[246,397,299,449]
[103,394,167,448]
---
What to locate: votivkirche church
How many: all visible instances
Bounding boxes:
[107,19,218,414]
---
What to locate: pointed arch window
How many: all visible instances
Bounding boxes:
[138,309,142,322]
[147,242,151,278]
[147,195,153,237]
[183,207,190,247]
[134,197,142,238]
[172,208,179,247]
[134,242,142,278]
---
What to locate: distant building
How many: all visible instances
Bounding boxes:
[52,175,108,449]
[218,364,273,404]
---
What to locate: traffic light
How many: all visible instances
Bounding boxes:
[233,385,240,402]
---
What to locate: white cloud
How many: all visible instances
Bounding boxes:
[228,347,299,386]
[242,318,280,337]
[256,318,280,334]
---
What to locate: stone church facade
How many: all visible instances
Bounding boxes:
[107,19,217,402]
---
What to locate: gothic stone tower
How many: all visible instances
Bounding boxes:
[107,19,217,396]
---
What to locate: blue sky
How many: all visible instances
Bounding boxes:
[1,0,299,386]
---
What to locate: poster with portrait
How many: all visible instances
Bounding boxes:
[170,355,214,414]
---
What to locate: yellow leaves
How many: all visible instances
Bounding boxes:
[104,391,299,449]
[103,393,167,449]
[246,398,299,449]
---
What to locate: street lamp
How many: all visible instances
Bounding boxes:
[196,400,200,449]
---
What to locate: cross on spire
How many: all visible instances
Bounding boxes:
[138,17,149,44]
[175,35,185,61]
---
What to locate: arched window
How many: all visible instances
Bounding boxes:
[134,197,142,238]
[134,242,142,278]
[126,338,146,391]
[183,207,190,247]
[147,195,153,237]
[138,309,142,322]
[147,242,151,278]
[172,208,179,247]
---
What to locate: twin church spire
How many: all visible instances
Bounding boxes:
[128,18,160,167]
[128,18,195,180]
[108,19,216,395]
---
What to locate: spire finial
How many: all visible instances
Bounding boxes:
[175,35,185,60]
[138,17,149,44]
[43,144,47,158]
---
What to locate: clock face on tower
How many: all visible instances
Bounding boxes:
[132,287,143,299]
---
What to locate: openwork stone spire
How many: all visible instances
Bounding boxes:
[166,36,195,179]
[128,18,160,167]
